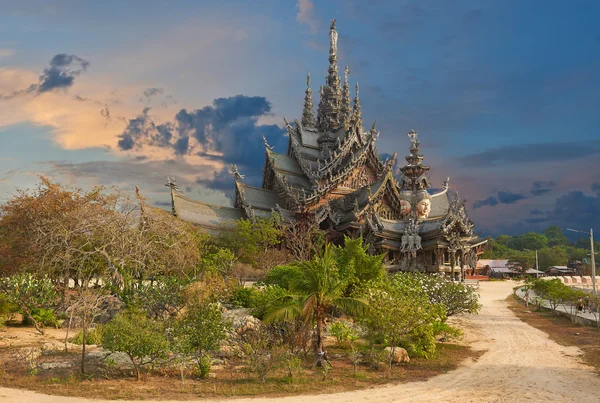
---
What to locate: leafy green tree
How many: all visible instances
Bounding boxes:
[0,273,58,334]
[538,246,569,270]
[544,226,571,247]
[219,216,282,267]
[172,302,230,378]
[507,251,535,274]
[264,244,368,359]
[102,310,170,381]
[335,236,385,293]
[509,232,548,251]
[356,278,444,369]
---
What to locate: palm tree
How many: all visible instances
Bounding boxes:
[265,244,368,358]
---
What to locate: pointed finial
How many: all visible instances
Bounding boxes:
[307,71,310,87]
[230,164,245,180]
[370,121,377,134]
[262,134,274,150]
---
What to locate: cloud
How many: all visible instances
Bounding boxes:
[530,180,557,196]
[473,190,527,209]
[140,87,164,103]
[458,142,600,168]
[473,196,498,209]
[530,208,544,215]
[35,53,90,93]
[592,182,600,195]
[497,191,527,204]
[296,0,319,34]
[116,94,286,190]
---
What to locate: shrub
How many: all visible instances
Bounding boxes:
[230,287,255,308]
[22,308,59,328]
[102,310,170,381]
[262,265,303,289]
[70,326,104,345]
[249,285,288,320]
[328,320,359,348]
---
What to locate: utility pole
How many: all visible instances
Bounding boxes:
[591,228,596,296]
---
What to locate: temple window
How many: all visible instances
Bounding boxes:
[444,250,450,264]
[431,252,436,265]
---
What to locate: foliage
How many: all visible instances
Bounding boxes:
[118,275,189,319]
[432,321,463,341]
[335,236,385,294]
[249,285,288,320]
[219,216,282,267]
[529,278,589,311]
[0,177,201,290]
[199,245,236,276]
[262,265,303,289]
[264,244,368,357]
[355,277,445,368]
[391,273,481,318]
[0,273,58,334]
[328,320,359,348]
[230,287,255,308]
[71,327,104,345]
[23,308,59,328]
[102,309,170,381]
[183,274,237,306]
[238,324,282,384]
[172,302,230,378]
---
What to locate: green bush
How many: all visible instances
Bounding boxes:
[22,308,59,328]
[249,285,288,320]
[328,320,359,348]
[262,265,303,289]
[230,287,255,308]
[70,326,104,345]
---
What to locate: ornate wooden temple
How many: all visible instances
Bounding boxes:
[168,20,486,279]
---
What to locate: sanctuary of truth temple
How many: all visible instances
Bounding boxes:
[167,20,486,280]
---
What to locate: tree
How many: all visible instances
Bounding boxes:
[538,246,569,271]
[264,244,367,362]
[0,274,58,334]
[356,278,444,370]
[102,310,170,381]
[507,251,535,274]
[335,236,385,294]
[544,226,571,247]
[237,323,283,384]
[219,216,282,267]
[173,302,230,378]
[65,288,120,374]
[509,232,548,251]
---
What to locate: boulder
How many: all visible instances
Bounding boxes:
[384,347,410,364]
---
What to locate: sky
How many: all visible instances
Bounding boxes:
[1,0,599,237]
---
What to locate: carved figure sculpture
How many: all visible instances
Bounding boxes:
[399,199,411,216]
[416,190,431,219]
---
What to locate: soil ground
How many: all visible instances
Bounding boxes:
[1,280,600,402]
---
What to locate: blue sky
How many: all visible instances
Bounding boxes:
[1,0,599,236]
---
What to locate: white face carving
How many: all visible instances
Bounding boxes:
[400,200,411,216]
[417,198,431,218]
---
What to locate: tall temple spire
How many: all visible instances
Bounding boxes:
[317,19,342,133]
[341,66,351,126]
[351,82,362,128]
[302,72,316,128]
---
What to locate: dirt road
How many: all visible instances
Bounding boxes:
[2,280,599,403]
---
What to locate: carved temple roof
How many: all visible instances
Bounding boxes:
[167,20,486,255]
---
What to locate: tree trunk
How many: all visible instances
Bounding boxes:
[23,307,44,335]
[130,355,140,381]
[64,308,74,352]
[81,317,86,374]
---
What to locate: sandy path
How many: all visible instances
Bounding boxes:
[2,280,599,403]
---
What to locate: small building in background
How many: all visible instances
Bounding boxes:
[546,266,577,276]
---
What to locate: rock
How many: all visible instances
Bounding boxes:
[208,373,217,378]
[40,362,72,370]
[384,347,410,364]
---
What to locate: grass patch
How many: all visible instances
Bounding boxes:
[506,294,600,375]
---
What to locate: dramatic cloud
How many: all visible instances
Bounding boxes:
[497,191,527,204]
[473,196,498,209]
[35,53,90,93]
[0,48,14,58]
[592,182,600,195]
[296,0,319,34]
[117,95,286,189]
[530,208,544,215]
[458,142,600,168]
[473,190,527,209]
[530,180,557,196]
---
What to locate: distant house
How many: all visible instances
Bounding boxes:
[546,266,576,276]
[476,259,509,276]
